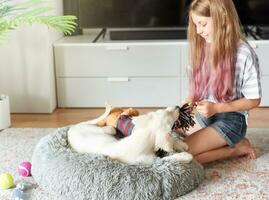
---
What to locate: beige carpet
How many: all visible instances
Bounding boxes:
[0,128,268,200]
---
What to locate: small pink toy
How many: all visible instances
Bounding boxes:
[18,161,32,177]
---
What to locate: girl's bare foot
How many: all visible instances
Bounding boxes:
[234,138,256,159]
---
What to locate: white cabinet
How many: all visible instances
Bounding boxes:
[249,41,269,75]
[260,77,269,106]
[54,35,185,107]
[179,42,189,103]
[180,77,190,104]
[54,36,269,107]
[249,40,269,106]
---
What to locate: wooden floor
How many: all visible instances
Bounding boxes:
[10,107,269,128]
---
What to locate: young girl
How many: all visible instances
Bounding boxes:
[184,0,262,164]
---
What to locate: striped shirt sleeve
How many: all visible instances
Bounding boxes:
[241,53,262,99]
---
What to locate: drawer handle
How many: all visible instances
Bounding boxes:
[106,46,129,51]
[107,77,129,82]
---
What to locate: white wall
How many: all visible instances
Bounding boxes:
[0,0,64,113]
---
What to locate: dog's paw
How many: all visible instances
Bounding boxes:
[174,141,189,151]
[181,142,189,151]
[102,126,117,135]
[177,152,193,163]
[162,152,193,163]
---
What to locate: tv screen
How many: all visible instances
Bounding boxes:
[78,0,190,28]
[233,0,269,26]
[77,0,269,29]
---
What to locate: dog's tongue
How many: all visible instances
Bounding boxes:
[172,103,196,133]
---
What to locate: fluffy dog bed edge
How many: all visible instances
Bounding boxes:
[32,127,204,200]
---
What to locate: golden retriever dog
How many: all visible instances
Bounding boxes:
[68,106,193,165]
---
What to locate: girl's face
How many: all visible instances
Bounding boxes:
[191,13,212,43]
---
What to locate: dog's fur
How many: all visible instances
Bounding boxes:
[68,107,193,165]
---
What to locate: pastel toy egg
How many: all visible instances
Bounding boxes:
[18,161,32,177]
[12,188,24,200]
[0,173,14,189]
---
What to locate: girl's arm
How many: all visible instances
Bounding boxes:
[216,98,261,113]
[196,98,261,117]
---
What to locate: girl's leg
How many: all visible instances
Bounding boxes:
[194,138,256,164]
[184,126,227,156]
[184,127,256,164]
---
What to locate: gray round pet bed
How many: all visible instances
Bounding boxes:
[32,127,204,200]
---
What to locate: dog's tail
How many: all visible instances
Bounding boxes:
[78,104,112,125]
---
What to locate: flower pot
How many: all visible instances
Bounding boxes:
[0,95,11,130]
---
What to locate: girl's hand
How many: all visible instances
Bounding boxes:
[196,100,218,117]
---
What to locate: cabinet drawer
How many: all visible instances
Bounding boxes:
[249,41,269,75]
[180,77,190,103]
[54,44,180,77]
[57,77,180,107]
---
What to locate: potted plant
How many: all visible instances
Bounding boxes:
[0,0,77,129]
[0,0,77,41]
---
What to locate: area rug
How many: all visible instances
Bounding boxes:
[0,128,268,200]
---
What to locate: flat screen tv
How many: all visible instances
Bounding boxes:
[77,0,269,29]
[233,0,269,26]
[78,0,190,28]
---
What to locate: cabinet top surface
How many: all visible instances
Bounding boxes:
[54,34,269,46]
[53,34,189,46]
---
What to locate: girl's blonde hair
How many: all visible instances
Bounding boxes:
[188,0,245,102]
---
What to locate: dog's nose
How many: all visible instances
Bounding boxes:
[175,105,181,113]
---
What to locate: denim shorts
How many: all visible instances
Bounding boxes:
[195,112,247,147]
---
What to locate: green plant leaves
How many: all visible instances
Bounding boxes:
[0,0,77,43]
